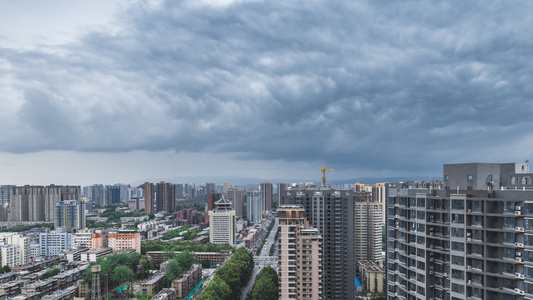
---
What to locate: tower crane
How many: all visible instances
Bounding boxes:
[319,163,334,187]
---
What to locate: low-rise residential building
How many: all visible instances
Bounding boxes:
[21,278,57,298]
[108,230,141,253]
[356,261,385,294]
[171,264,202,299]
[140,272,166,296]
[146,250,231,265]
[41,285,77,300]
[0,281,25,297]
[152,288,177,300]
[52,264,88,289]
[90,232,107,249]
[71,230,92,249]
[80,248,113,262]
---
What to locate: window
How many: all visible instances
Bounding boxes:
[488,175,493,180]
[452,200,464,210]
[445,175,449,181]
[467,174,473,180]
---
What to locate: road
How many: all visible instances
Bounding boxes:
[241,216,278,300]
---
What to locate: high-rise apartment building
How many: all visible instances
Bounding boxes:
[278,205,323,300]
[10,185,80,222]
[278,183,289,206]
[247,190,263,223]
[387,162,533,300]
[223,182,230,194]
[283,186,355,299]
[176,184,184,199]
[208,198,236,245]
[105,185,122,204]
[39,227,72,257]
[87,184,106,206]
[260,182,274,211]
[156,181,176,213]
[354,191,383,262]
[54,200,86,232]
[207,192,222,212]
[206,182,216,194]
[228,188,244,218]
[0,185,13,206]
[144,182,154,214]
[374,182,387,224]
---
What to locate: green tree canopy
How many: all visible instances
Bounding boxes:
[165,259,183,282]
[112,265,134,284]
[249,266,278,300]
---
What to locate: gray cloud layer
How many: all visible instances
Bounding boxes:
[2,0,533,174]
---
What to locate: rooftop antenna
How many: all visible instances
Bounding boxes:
[319,163,334,187]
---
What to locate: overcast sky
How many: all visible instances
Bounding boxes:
[1,0,532,186]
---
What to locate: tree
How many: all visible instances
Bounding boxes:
[200,259,211,268]
[176,250,195,270]
[197,276,231,300]
[2,265,10,273]
[249,266,278,300]
[163,248,175,261]
[112,265,133,285]
[165,259,183,281]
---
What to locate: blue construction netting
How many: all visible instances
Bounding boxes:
[355,276,363,287]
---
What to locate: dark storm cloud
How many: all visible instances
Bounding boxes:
[2,0,533,174]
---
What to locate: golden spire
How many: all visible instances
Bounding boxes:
[319,163,334,187]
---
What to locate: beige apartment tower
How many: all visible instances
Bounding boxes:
[354,191,383,262]
[278,205,322,300]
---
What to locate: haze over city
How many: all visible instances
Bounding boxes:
[1,0,533,185]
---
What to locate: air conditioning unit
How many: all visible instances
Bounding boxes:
[395,248,399,252]
[429,271,434,274]
[443,273,448,277]
[467,232,471,237]
[516,211,522,215]
[516,227,525,232]
[516,257,523,263]
[467,238,472,241]
[515,243,524,248]
[467,266,472,270]
[516,252,522,257]
[395,215,400,218]
[516,206,522,211]
[395,204,399,207]
[467,280,472,284]
[467,209,472,212]
[515,272,525,279]
[515,288,525,295]
[429,258,434,262]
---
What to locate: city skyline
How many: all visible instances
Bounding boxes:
[1,1,532,185]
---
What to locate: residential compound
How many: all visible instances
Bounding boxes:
[278,205,322,300]
[387,162,533,300]
[10,185,81,222]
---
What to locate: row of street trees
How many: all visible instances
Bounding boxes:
[197,247,254,300]
[248,266,278,300]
